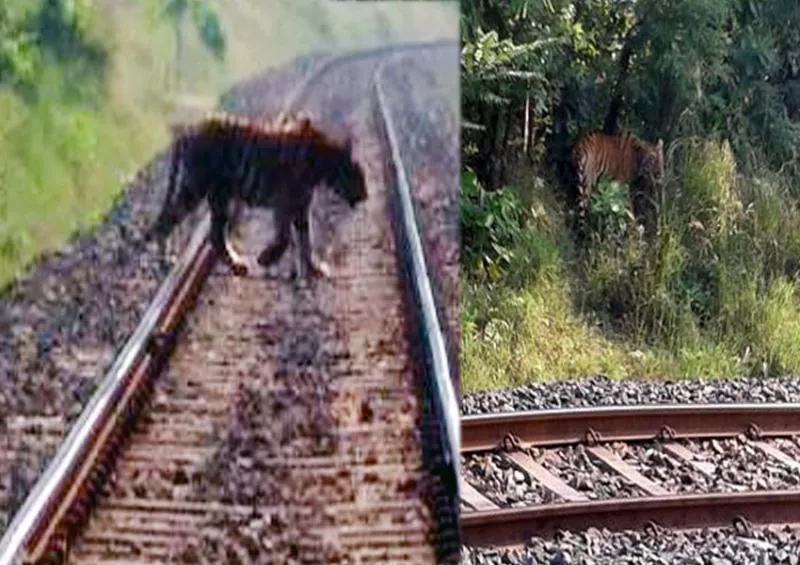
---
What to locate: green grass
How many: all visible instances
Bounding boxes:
[460,138,800,393]
[0,0,168,289]
[0,0,457,291]
[0,78,164,286]
[461,275,747,392]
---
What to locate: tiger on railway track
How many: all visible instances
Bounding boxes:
[147,110,367,278]
[570,130,664,238]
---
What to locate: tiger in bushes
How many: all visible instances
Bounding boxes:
[570,130,665,240]
[147,110,367,279]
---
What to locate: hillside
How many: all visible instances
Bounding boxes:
[0,0,458,289]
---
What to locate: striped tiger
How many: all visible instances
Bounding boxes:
[571,130,664,234]
[147,110,367,278]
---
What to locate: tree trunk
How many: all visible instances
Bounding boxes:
[475,104,496,187]
[527,116,539,165]
[490,105,508,189]
[523,90,530,155]
[603,28,637,135]
[499,106,513,186]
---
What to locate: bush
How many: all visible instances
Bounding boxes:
[586,175,635,245]
[460,167,528,283]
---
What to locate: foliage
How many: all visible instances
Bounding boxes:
[28,0,102,61]
[460,167,529,283]
[462,0,800,186]
[0,3,39,88]
[461,28,556,110]
[0,0,108,101]
[586,176,633,245]
[461,0,800,390]
[460,14,570,185]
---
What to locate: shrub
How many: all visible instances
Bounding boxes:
[586,175,635,245]
[460,167,528,283]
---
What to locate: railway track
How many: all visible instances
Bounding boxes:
[459,403,800,549]
[0,41,460,565]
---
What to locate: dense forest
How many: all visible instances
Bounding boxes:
[460,0,800,391]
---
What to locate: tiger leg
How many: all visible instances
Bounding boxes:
[633,181,657,239]
[294,212,329,279]
[210,207,248,277]
[574,163,590,243]
[256,212,291,270]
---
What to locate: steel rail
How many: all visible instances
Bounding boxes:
[0,216,214,565]
[374,54,461,562]
[0,40,461,565]
[381,50,461,402]
[462,403,800,453]
[283,39,456,113]
[462,489,800,547]
[220,39,457,117]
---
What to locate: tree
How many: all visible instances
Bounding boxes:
[463,0,800,189]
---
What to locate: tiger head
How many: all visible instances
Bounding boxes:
[640,138,665,185]
[329,137,367,208]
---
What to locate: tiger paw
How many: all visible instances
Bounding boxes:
[230,261,249,277]
[308,260,330,278]
[257,249,281,269]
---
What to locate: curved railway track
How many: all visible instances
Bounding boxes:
[460,403,800,549]
[0,41,460,565]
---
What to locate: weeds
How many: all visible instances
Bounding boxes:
[461,138,800,392]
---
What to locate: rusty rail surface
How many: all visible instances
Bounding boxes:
[0,40,460,565]
[462,490,800,547]
[462,403,800,452]
[460,404,800,548]
[0,217,215,565]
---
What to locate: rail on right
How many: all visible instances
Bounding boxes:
[460,403,800,551]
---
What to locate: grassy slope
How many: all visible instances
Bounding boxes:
[0,0,458,290]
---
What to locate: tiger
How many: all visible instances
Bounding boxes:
[147,110,368,279]
[570,130,664,238]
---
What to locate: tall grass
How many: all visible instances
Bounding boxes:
[461,137,800,393]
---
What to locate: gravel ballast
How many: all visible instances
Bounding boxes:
[618,437,800,494]
[462,435,800,509]
[462,374,800,416]
[462,375,800,562]
[461,525,800,565]
[461,452,557,507]
[535,444,646,500]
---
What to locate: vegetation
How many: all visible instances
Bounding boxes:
[461,0,800,392]
[163,0,226,90]
[0,0,222,289]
